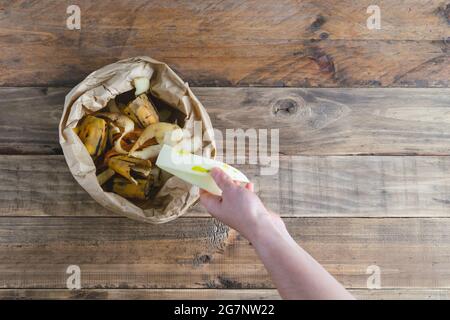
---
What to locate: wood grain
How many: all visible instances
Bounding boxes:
[2,87,450,156]
[0,289,448,300]
[0,289,282,300]
[0,1,449,87]
[350,289,450,300]
[1,0,450,301]
[1,217,450,289]
[2,155,450,218]
[200,87,450,155]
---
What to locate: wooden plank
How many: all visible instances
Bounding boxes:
[0,289,281,300]
[2,87,450,156]
[0,88,63,155]
[0,1,449,87]
[200,87,450,156]
[350,289,450,300]
[0,288,448,300]
[2,155,450,218]
[0,217,450,289]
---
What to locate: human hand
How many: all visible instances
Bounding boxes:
[201,169,353,300]
[199,168,285,241]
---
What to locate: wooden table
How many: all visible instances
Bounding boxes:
[1,0,450,300]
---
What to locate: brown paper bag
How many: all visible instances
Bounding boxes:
[59,57,216,224]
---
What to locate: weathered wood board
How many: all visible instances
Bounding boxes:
[1,0,450,301]
[2,155,450,218]
[0,289,448,300]
[0,1,449,87]
[0,217,450,289]
[2,87,450,156]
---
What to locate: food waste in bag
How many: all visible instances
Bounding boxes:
[59,57,216,224]
[74,77,204,201]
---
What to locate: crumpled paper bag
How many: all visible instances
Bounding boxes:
[59,56,216,224]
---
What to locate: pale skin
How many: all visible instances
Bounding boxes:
[200,168,355,300]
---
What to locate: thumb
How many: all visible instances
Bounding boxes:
[210,167,235,192]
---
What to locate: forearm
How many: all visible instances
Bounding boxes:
[250,217,354,300]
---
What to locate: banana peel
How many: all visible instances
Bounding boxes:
[78,90,200,202]
[107,155,152,185]
[96,112,135,154]
[129,144,162,161]
[77,115,108,159]
[119,129,143,153]
[108,122,121,145]
[123,94,159,128]
[112,176,152,200]
[129,122,183,154]
[103,149,121,165]
[121,104,141,125]
[97,168,115,186]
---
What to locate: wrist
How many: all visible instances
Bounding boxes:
[247,211,287,246]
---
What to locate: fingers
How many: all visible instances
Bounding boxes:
[199,189,222,214]
[245,182,254,192]
[210,167,235,192]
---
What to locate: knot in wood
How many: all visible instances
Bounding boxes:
[272,97,304,117]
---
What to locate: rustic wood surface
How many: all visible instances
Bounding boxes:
[2,87,450,156]
[1,289,449,300]
[2,155,450,218]
[0,0,449,87]
[1,0,450,300]
[1,217,450,289]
